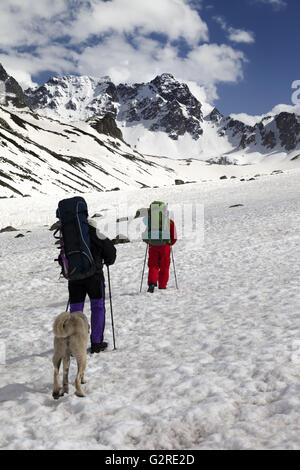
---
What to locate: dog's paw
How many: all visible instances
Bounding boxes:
[53,388,66,399]
[75,390,86,398]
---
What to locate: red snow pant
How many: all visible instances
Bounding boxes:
[148,244,171,289]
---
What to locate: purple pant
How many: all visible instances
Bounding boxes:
[70,296,106,344]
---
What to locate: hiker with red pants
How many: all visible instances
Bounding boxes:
[142,201,177,293]
[68,218,116,353]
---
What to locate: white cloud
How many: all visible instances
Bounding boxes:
[271,103,300,115]
[0,45,78,88]
[76,36,246,99]
[184,44,246,84]
[230,112,268,126]
[183,80,215,115]
[228,28,255,44]
[0,0,68,47]
[5,69,38,90]
[0,0,248,106]
[231,103,300,126]
[67,0,209,46]
[214,16,255,44]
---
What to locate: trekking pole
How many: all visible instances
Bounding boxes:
[66,298,70,312]
[107,265,117,350]
[171,247,179,290]
[140,244,149,293]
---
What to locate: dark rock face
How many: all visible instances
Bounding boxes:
[275,112,300,151]
[239,132,256,149]
[210,109,300,154]
[116,74,203,140]
[25,84,49,108]
[88,81,119,118]
[261,130,276,149]
[209,107,223,123]
[105,82,118,104]
[226,118,253,139]
[66,100,77,111]
[0,64,29,108]
[150,74,202,121]
[213,115,256,150]
[117,83,140,102]
[159,101,190,140]
[88,114,123,140]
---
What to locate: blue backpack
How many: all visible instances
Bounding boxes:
[55,197,96,281]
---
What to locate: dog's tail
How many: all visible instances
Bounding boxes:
[53,312,75,338]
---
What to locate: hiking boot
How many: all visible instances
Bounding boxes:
[91,341,108,353]
[147,283,156,293]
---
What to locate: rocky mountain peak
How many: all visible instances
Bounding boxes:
[150,73,177,90]
[25,74,118,121]
[150,74,202,118]
[209,107,224,123]
[0,63,29,109]
[116,74,203,140]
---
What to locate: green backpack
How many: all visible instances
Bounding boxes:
[144,201,171,246]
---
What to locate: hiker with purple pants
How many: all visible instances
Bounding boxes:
[68,218,116,354]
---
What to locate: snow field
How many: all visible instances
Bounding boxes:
[0,170,300,449]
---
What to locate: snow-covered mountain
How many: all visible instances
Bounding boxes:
[25,75,118,123]
[1,64,300,198]
[25,73,204,149]
[208,108,300,160]
[25,72,300,161]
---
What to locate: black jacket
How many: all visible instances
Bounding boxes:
[89,225,116,275]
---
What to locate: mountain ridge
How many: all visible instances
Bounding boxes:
[24,71,300,160]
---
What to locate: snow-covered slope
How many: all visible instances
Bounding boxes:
[0,105,184,198]
[1,170,300,449]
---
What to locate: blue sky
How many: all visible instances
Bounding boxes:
[197,0,300,115]
[0,0,298,117]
